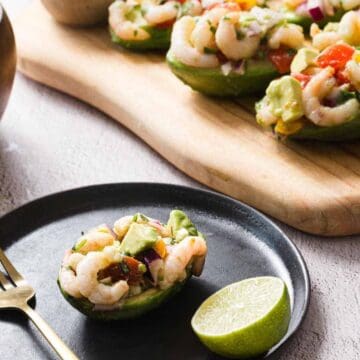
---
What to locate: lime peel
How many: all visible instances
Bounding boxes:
[191,276,291,359]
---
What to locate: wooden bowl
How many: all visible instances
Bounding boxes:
[41,0,114,26]
[0,5,16,121]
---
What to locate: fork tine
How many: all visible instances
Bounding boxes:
[0,248,25,285]
[0,271,13,290]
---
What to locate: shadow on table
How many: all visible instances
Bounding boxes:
[0,279,324,360]
[78,278,323,360]
[0,305,54,359]
[79,278,219,360]
[267,288,325,360]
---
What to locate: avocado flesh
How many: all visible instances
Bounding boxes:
[288,113,360,141]
[291,48,319,74]
[110,26,171,51]
[120,223,158,256]
[58,276,190,320]
[266,76,304,122]
[167,53,280,97]
[167,210,198,240]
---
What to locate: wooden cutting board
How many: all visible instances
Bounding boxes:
[13,0,360,236]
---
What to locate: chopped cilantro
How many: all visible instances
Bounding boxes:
[204,47,217,54]
[120,262,130,274]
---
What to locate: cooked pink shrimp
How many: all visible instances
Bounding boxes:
[159,236,207,289]
[75,224,116,254]
[76,248,129,305]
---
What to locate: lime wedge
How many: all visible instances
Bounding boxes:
[191,276,291,359]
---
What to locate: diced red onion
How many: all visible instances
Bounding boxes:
[221,62,232,76]
[307,0,325,21]
[141,249,161,268]
[148,221,163,232]
[107,225,118,239]
[139,249,162,283]
[247,22,262,37]
[233,60,245,75]
[295,2,310,17]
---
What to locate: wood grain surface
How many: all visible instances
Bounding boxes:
[13,1,360,236]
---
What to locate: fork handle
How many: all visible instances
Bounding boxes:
[22,304,79,360]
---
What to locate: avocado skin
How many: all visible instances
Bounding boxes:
[283,9,344,30]
[167,53,280,97]
[288,115,360,141]
[110,27,171,51]
[58,276,190,320]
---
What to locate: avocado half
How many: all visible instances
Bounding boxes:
[110,26,172,51]
[283,8,344,30]
[58,275,190,321]
[288,114,360,141]
[167,53,280,97]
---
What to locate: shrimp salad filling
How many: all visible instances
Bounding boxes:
[166,6,305,95]
[58,210,207,317]
[109,0,205,49]
[275,0,360,24]
[256,41,360,138]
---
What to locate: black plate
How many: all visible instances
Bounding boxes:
[0,183,310,360]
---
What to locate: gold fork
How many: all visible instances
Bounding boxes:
[0,248,79,360]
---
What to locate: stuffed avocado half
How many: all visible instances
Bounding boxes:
[167,6,305,96]
[256,38,360,141]
[58,210,207,320]
[109,0,205,51]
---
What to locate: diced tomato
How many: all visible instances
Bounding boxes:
[97,257,145,285]
[335,70,350,86]
[293,73,311,88]
[123,256,146,285]
[177,0,186,3]
[316,44,355,71]
[208,2,241,11]
[268,48,296,74]
[155,18,176,29]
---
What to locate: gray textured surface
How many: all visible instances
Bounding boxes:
[0,1,360,359]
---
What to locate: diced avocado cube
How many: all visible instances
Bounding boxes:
[167,210,198,242]
[290,48,319,74]
[266,76,304,123]
[120,223,158,256]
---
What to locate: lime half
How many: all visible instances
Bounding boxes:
[191,276,291,359]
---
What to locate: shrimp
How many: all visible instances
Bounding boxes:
[159,236,207,289]
[59,252,85,298]
[66,252,85,270]
[113,215,133,239]
[59,267,82,298]
[302,67,360,126]
[323,0,335,16]
[184,0,203,16]
[338,11,360,46]
[109,1,150,41]
[201,0,222,8]
[191,7,228,53]
[341,0,360,10]
[76,249,129,305]
[268,23,304,50]
[75,224,116,254]
[312,31,341,51]
[345,60,360,91]
[144,1,179,26]
[169,16,220,68]
[215,13,261,61]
